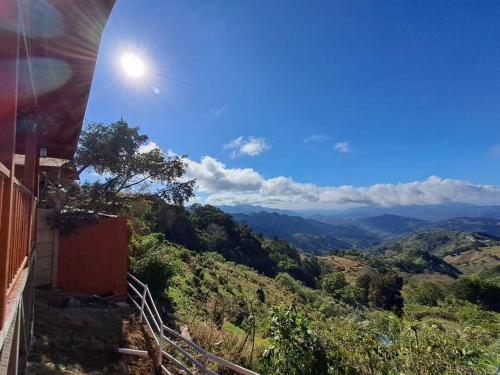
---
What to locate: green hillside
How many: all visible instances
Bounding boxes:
[434,217,500,237]
[374,230,500,257]
[354,214,428,236]
[128,200,500,374]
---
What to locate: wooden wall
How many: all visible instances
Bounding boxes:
[57,217,128,297]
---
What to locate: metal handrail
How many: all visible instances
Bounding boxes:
[127,272,259,375]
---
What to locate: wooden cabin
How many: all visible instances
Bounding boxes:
[0,1,114,372]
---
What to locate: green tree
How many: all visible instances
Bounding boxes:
[368,273,404,315]
[44,120,195,229]
[75,120,195,204]
[356,274,372,303]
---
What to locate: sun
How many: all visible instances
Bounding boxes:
[120,52,145,78]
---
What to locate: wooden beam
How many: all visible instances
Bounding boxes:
[22,124,38,193]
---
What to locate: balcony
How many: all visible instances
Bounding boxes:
[0,161,36,328]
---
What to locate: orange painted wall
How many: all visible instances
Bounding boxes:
[58,217,128,296]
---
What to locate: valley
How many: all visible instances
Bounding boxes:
[128,200,500,374]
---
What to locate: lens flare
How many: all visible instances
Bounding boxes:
[120,53,145,78]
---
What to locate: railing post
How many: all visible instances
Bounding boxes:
[139,284,148,323]
[157,323,164,368]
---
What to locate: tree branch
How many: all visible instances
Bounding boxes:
[119,174,152,191]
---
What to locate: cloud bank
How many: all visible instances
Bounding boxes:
[186,156,500,209]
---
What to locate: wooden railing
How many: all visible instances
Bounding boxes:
[0,162,37,330]
[0,165,7,228]
[7,179,35,292]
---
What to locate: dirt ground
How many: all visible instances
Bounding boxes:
[27,288,156,374]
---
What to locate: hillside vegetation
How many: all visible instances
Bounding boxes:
[128,199,500,374]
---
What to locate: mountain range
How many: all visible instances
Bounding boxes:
[226,205,500,254]
[219,203,500,221]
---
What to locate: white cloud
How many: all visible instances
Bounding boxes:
[138,141,160,154]
[334,142,351,153]
[186,156,263,192]
[224,136,270,158]
[304,134,329,143]
[185,156,500,209]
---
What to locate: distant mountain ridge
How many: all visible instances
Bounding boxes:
[432,217,500,237]
[232,211,379,254]
[216,204,295,215]
[218,203,500,221]
[354,214,428,236]
[303,203,500,221]
[227,208,500,255]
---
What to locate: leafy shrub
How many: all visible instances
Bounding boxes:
[320,272,347,294]
[263,305,329,375]
[130,244,178,300]
[275,273,316,303]
[405,281,445,306]
[131,232,166,255]
[337,285,366,307]
[453,276,500,312]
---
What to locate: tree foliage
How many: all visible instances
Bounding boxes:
[368,273,404,315]
[321,272,347,295]
[43,120,195,231]
[75,121,194,204]
[453,276,500,312]
[405,281,445,307]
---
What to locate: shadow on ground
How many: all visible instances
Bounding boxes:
[27,288,155,374]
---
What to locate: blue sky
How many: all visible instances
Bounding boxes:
[84,1,500,209]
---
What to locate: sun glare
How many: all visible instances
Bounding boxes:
[121,52,145,78]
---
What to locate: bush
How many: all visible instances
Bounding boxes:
[263,305,329,375]
[320,272,347,294]
[337,285,366,307]
[405,281,445,306]
[130,244,177,300]
[131,232,166,256]
[453,276,500,312]
[276,273,317,303]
